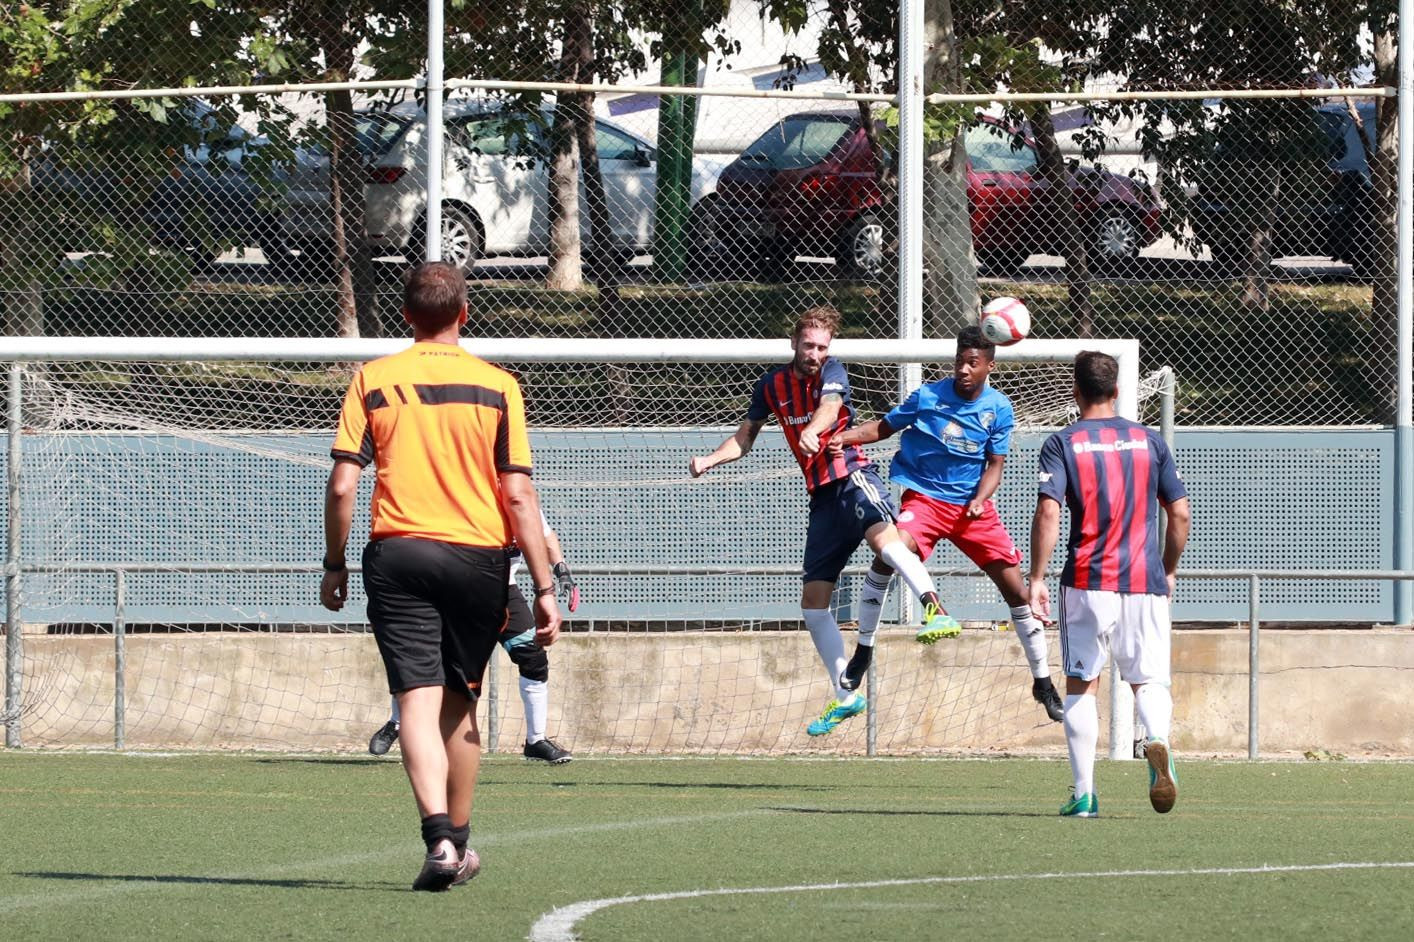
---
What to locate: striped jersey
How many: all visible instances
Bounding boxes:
[747,357,870,492]
[331,341,532,548]
[1036,417,1186,595]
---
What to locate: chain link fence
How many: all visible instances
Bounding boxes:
[1,2,1404,427]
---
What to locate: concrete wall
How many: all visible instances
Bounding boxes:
[4,629,1411,756]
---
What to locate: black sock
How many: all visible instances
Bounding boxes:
[921,591,941,610]
[451,823,470,855]
[420,813,454,853]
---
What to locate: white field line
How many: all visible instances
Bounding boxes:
[0,809,771,917]
[528,861,1414,942]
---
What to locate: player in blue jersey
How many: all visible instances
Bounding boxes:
[832,326,1064,722]
[1029,351,1190,818]
[689,305,956,737]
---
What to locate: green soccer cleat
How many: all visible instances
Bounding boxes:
[806,694,867,736]
[915,602,962,644]
[1059,790,1099,818]
[1144,738,1178,813]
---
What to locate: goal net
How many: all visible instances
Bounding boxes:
[1,336,1157,754]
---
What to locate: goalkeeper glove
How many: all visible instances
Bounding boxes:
[553,560,580,612]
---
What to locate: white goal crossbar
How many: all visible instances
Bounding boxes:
[0,337,1141,419]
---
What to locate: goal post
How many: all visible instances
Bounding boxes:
[1,336,1147,755]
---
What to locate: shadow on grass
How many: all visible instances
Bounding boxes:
[14,871,396,891]
[252,757,391,767]
[770,805,1055,818]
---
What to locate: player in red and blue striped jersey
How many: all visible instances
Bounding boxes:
[1028,351,1191,818]
[689,306,954,737]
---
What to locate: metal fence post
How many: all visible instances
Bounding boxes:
[486,646,499,754]
[422,0,445,260]
[1393,0,1413,626]
[114,569,126,750]
[1248,574,1260,760]
[865,652,878,757]
[5,364,22,748]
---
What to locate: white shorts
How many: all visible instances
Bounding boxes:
[1059,586,1172,684]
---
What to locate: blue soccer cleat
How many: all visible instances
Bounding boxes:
[806,694,867,736]
[1144,738,1178,813]
[1059,790,1099,818]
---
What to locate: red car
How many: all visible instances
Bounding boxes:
[702,111,1162,277]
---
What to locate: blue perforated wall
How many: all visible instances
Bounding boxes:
[0,428,1395,624]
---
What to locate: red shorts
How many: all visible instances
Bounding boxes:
[895,490,1022,568]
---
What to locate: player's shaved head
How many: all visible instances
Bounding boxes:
[403,261,467,333]
[792,305,841,340]
[1074,351,1119,403]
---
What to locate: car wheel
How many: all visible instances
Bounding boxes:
[409,204,483,273]
[839,212,886,278]
[1091,209,1140,269]
[976,248,1029,276]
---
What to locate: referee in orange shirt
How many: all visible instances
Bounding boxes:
[320,261,561,892]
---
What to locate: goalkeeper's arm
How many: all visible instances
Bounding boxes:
[545,526,580,612]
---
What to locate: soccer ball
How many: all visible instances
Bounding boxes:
[980,296,1030,346]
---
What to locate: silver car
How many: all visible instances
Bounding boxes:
[281,100,721,272]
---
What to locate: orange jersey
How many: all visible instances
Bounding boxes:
[331,342,532,548]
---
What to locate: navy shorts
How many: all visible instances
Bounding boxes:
[802,467,895,583]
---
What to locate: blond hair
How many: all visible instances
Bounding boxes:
[791,304,842,339]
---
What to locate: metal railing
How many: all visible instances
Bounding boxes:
[5,561,1411,756]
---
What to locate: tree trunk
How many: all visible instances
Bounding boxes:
[545,8,586,293]
[1,161,45,336]
[308,3,379,338]
[565,5,620,313]
[1030,104,1094,336]
[1369,26,1398,424]
[1240,165,1277,311]
[921,0,978,338]
[325,87,380,338]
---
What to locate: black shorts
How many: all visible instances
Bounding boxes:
[362,536,509,701]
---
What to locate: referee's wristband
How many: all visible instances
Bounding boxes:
[533,584,556,598]
[322,557,347,573]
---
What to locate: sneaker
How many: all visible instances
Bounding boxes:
[451,847,482,887]
[839,644,873,692]
[1059,790,1099,818]
[1144,739,1178,814]
[915,602,962,644]
[1032,677,1064,723]
[412,838,460,892]
[368,719,399,756]
[524,738,573,764]
[806,694,867,736]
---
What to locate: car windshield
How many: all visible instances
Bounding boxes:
[967,123,1036,172]
[353,112,413,158]
[740,115,851,170]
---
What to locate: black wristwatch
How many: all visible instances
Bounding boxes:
[322,556,347,573]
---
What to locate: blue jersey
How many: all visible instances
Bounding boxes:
[1037,417,1186,595]
[883,378,1014,504]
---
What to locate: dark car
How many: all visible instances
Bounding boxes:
[1192,100,1377,274]
[701,111,1162,277]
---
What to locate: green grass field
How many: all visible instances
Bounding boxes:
[1,753,1411,941]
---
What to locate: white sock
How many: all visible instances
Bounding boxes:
[802,607,850,700]
[520,677,548,744]
[856,570,892,646]
[1134,683,1173,743]
[1010,604,1050,679]
[389,695,400,725]
[878,540,939,603]
[1063,693,1099,796]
